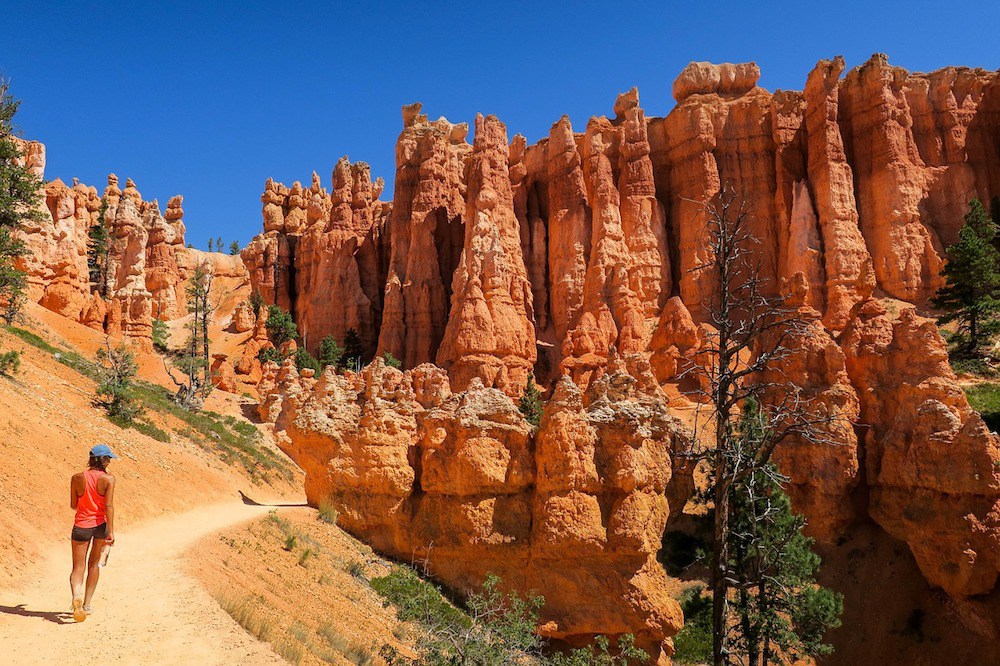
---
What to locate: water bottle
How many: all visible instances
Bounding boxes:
[98,544,111,568]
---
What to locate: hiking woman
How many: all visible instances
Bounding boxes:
[69,444,117,622]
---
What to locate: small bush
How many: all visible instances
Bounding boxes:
[951,356,998,378]
[672,586,713,665]
[294,347,321,373]
[298,548,313,567]
[348,560,366,580]
[95,342,143,422]
[257,346,282,365]
[966,382,1000,432]
[382,351,402,369]
[371,565,470,632]
[0,350,20,376]
[284,534,297,551]
[317,501,339,525]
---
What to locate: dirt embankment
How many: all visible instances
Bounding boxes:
[187,508,421,665]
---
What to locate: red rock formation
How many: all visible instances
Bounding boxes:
[13,146,250,344]
[262,358,690,661]
[803,57,876,329]
[841,299,1000,596]
[377,103,471,369]
[760,275,862,540]
[436,114,536,394]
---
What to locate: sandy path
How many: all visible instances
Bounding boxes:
[0,501,290,665]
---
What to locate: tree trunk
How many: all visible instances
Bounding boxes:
[712,448,731,665]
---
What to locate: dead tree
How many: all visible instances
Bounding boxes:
[681,186,840,665]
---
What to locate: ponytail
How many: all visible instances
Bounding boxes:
[88,455,109,471]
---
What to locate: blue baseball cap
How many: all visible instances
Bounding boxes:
[90,444,120,459]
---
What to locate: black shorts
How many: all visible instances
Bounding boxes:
[71,523,107,542]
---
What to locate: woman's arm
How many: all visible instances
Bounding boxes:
[69,474,80,510]
[104,475,116,545]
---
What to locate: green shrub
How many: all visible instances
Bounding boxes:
[371,565,470,632]
[257,346,282,365]
[0,349,19,376]
[672,586,713,665]
[284,534,297,551]
[382,351,402,369]
[966,382,1000,432]
[294,347,321,373]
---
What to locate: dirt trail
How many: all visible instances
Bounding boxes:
[0,501,294,665]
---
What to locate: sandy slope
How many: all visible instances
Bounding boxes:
[0,501,291,665]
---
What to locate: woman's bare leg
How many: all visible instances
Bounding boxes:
[70,539,89,599]
[84,538,105,606]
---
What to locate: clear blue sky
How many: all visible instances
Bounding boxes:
[3,1,998,250]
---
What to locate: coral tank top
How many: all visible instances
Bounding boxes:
[74,469,107,528]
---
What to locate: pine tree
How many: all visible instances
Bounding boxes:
[207,238,214,252]
[216,237,223,254]
[165,262,213,409]
[518,373,544,427]
[229,240,240,255]
[932,198,1000,354]
[0,78,43,326]
[727,402,842,666]
[265,305,297,346]
[87,199,110,295]
[152,317,169,352]
[340,328,364,371]
[318,335,343,369]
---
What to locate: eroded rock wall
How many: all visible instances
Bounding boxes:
[264,358,690,661]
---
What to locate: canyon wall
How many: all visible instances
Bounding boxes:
[248,54,1000,661]
[12,140,250,349]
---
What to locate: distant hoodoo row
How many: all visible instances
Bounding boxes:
[243,53,1000,396]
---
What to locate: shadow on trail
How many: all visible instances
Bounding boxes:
[238,490,308,508]
[0,604,74,625]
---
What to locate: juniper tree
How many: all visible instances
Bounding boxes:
[683,186,841,665]
[932,198,1000,354]
[95,339,142,422]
